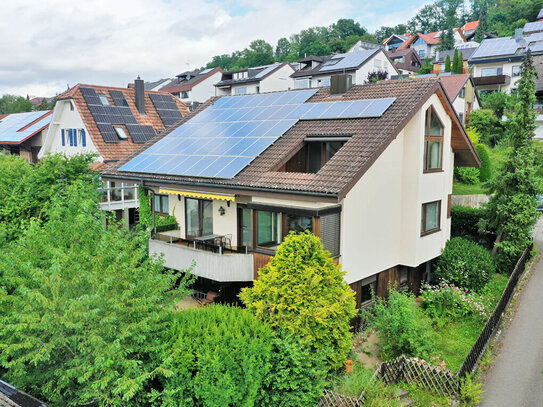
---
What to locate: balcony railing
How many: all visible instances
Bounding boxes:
[99,183,139,210]
[472,74,511,86]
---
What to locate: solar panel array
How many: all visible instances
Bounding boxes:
[199,68,214,75]
[120,89,396,179]
[529,40,543,52]
[0,111,52,143]
[470,37,523,59]
[81,87,156,143]
[319,50,376,72]
[148,93,183,127]
[524,21,543,33]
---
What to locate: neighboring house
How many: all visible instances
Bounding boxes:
[523,9,543,34]
[385,48,422,75]
[0,110,52,163]
[291,49,398,89]
[29,96,54,108]
[39,78,189,227]
[438,73,480,125]
[432,47,477,73]
[215,63,294,96]
[160,67,223,110]
[383,34,410,51]
[468,30,543,95]
[144,78,175,91]
[0,379,47,407]
[348,39,385,53]
[398,30,465,60]
[102,77,479,307]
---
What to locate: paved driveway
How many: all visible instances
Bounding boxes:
[480,219,543,406]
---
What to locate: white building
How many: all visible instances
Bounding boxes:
[160,68,223,110]
[290,49,398,89]
[39,78,189,227]
[215,63,295,96]
[103,77,479,306]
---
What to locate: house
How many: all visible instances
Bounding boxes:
[348,39,385,53]
[214,63,294,96]
[0,110,52,163]
[438,73,480,124]
[383,34,410,52]
[432,47,477,73]
[144,78,175,91]
[523,9,543,34]
[0,379,47,407]
[385,48,422,75]
[398,30,466,60]
[102,77,479,307]
[160,67,223,110]
[39,77,189,226]
[290,49,398,89]
[468,30,543,95]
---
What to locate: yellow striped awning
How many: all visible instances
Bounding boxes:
[158,188,235,202]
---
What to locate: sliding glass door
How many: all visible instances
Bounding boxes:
[185,198,213,238]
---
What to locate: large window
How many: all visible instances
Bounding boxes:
[153,194,169,215]
[256,210,281,248]
[185,198,213,238]
[235,87,247,95]
[294,78,311,89]
[286,214,313,234]
[481,67,502,77]
[423,107,443,172]
[421,201,441,235]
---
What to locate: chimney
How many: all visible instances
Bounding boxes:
[514,28,523,40]
[330,74,352,94]
[135,75,145,115]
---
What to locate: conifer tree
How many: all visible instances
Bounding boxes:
[474,1,488,43]
[452,49,460,74]
[445,54,452,72]
[457,51,465,73]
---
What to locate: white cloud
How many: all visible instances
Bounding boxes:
[0,0,424,96]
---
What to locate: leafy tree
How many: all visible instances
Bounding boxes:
[439,27,455,51]
[244,39,275,67]
[0,181,193,405]
[275,37,291,60]
[330,19,367,40]
[418,58,434,75]
[328,38,347,53]
[408,3,445,33]
[486,50,540,270]
[480,91,510,118]
[445,54,452,72]
[0,94,33,114]
[466,108,504,146]
[240,232,357,370]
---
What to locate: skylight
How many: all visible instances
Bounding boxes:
[114,126,128,140]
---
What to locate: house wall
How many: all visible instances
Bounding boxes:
[354,50,398,84]
[260,64,294,93]
[340,93,453,284]
[38,99,100,160]
[182,71,223,104]
[471,61,523,92]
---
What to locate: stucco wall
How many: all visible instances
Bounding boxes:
[260,64,294,93]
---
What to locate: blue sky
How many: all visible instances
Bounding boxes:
[0,0,430,97]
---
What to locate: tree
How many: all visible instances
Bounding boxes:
[475,144,492,181]
[275,37,291,61]
[0,181,194,405]
[466,109,504,146]
[409,3,446,33]
[439,27,455,51]
[330,19,367,40]
[457,51,465,73]
[481,91,511,118]
[445,54,452,72]
[244,39,275,67]
[240,232,357,370]
[328,38,347,53]
[452,49,460,73]
[486,50,540,270]
[418,58,434,75]
[0,94,33,114]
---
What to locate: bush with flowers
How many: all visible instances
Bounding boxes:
[420,283,488,320]
[435,237,495,292]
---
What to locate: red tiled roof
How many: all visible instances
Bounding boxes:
[438,74,470,102]
[103,79,479,200]
[59,84,189,162]
[461,20,479,32]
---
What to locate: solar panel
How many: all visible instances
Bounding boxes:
[120,89,395,179]
[470,37,521,59]
[97,123,119,142]
[524,21,543,33]
[319,50,376,72]
[0,111,52,143]
[126,124,156,143]
[109,90,129,107]
[149,93,183,127]
[200,68,214,75]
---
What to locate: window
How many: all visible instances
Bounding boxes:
[418,49,425,58]
[459,112,464,124]
[321,78,330,86]
[153,194,169,215]
[421,201,441,235]
[286,214,313,234]
[68,100,74,111]
[79,129,86,147]
[256,210,281,248]
[181,91,189,99]
[394,56,405,63]
[283,135,350,173]
[114,126,128,140]
[185,198,213,238]
[459,86,465,98]
[256,86,260,94]
[238,207,252,247]
[512,65,521,77]
[440,64,446,71]
[99,94,110,106]
[294,78,311,89]
[235,87,247,95]
[481,67,502,77]
[423,107,443,172]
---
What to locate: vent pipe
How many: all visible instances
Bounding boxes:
[135,75,145,115]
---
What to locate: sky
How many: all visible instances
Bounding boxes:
[0,0,429,97]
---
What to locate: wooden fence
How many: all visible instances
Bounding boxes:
[318,244,533,406]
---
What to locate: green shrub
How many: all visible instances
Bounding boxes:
[475,144,492,181]
[137,186,177,229]
[467,110,504,147]
[460,373,484,406]
[160,305,273,407]
[258,331,326,407]
[240,232,357,371]
[371,289,434,360]
[420,283,487,320]
[450,205,487,239]
[454,167,480,184]
[435,237,495,292]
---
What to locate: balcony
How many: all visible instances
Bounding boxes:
[472,74,511,86]
[99,182,139,211]
[149,232,254,282]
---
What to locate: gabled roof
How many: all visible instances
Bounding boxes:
[438,73,471,101]
[215,63,291,87]
[161,67,223,93]
[469,32,543,62]
[538,8,543,19]
[103,79,478,201]
[0,110,52,144]
[56,84,188,162]
[399,32,440,50]
[385,48,422,72]
[433,47,477,63]
[383,34,410,45]
[291,49,381,78]
[144,78,173,91]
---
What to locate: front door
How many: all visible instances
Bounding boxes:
[185,198,213,238]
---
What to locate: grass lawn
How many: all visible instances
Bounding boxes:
[452,182,486,195]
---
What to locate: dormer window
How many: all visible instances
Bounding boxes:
[424,107,443,172]
[282,134,351,173]
[99,95,110,106]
